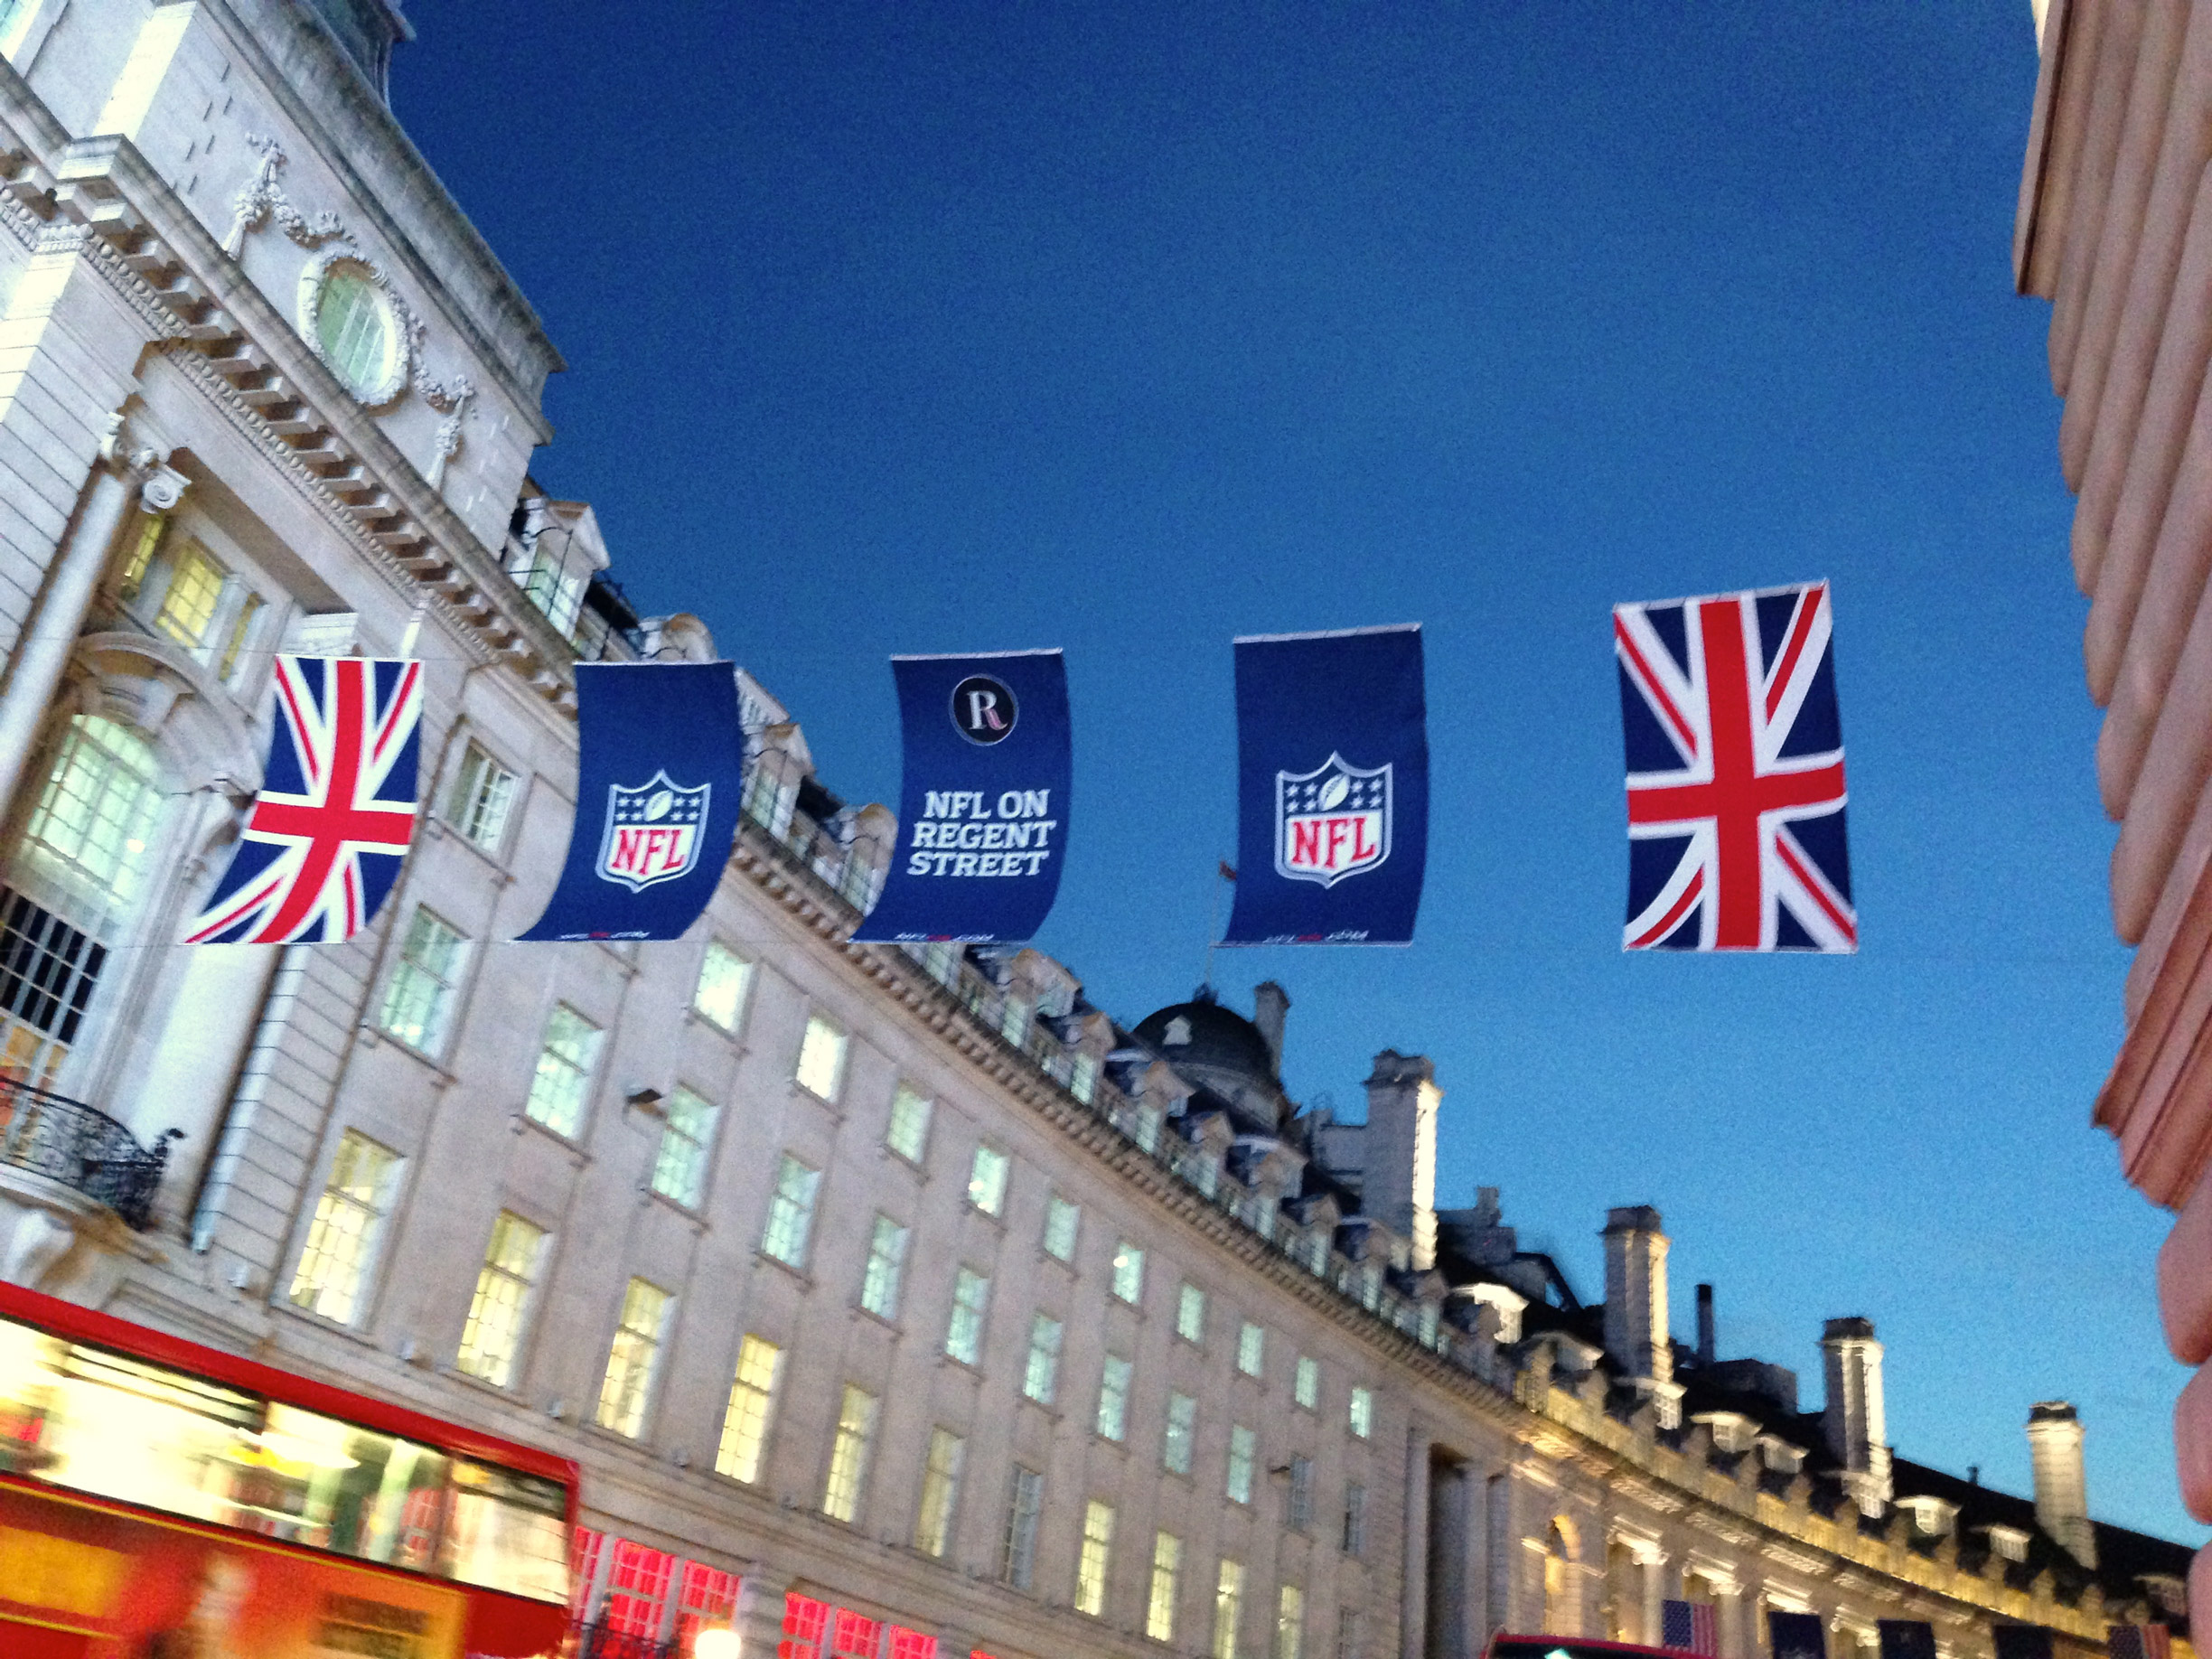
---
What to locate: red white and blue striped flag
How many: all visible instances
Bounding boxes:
[1616,580,1855,952]
[1662,1599,1719,1657]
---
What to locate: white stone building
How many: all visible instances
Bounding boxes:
[0,5,2188,1659]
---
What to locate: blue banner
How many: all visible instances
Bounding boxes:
[1222,625,1427,945]
[516,662,745,942]
[851,650,1071,944]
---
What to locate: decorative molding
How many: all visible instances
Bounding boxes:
[224,134,342,256]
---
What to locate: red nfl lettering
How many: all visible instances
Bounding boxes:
[1274,755,1392,888]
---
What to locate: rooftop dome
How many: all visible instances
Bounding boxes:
[1132,990,1278,1086]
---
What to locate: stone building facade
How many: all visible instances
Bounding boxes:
[0,5,2189,1659]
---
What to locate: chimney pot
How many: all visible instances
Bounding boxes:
[1696,1282,1716,1367]
[1820,1316,1891,1516]
[1601,1206,1678,1425]
[2027,1401,2096,1568]
[1253,982,1289,1078]
[1362,1052,1439,1271]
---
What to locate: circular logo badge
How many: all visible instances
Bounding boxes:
[951,675,1018,745]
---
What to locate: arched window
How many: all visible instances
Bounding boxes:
[0,716,165,1083]
[1543,1519,1579,1636]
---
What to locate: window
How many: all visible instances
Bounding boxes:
[716,1334,783,1483]
[314,260,396,397]
[651,1085,719,1208]
[968,1144,1010,1215]
[378,908,467,1054]
[154,540,227,651]
[1213,1561,1243,1659]
[859,1214,910,1318]
[1022,1314,1064,1405]
[1294,1357,1319,1411]
[1276,1584,1304,1659]
[887,1630,935,1659]
[13,715,164,940]
[1341,1482,1366,1557]
[1163,1392,1196,1476]
[523,1004,602,1137]
[783,1594,830,1659]
[1336,1609,1362,1659]
[1071,1052,1099,1103]
[445,742,518,853]
[795,1013,848,1100]
[886,1084,932,1161]
[1238,1322,1265,1378]
[603,1540,675,1638]
[761,1155,822,1269]
[1348,1386,1373,1439]
[832,1608,881,1659]
[286,1129,399,1324]
[1286,1457,1313,1532]
[215,594,262,680]
[455,1210,545,1385]
[1043,1194,1080,1261]
[675,1561,741,1658]
[1148,1532,1181,1642]
[821,1384,877,1523]
[945,1267,990,1365]
[1176,1282,1206,1343]
[1076,1499,1115,1617]
[1096,1354,1133,1442]
[1227,1425,1256,1504]
[595,1279,670,1437]
[914,1428,964,1557]
[693,942,754,1033]
[1111,1240,1145,1304]
[117,512,164,600]
[1001,1464,1043,1589]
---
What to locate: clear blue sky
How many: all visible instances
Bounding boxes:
[395,3,2197,1540]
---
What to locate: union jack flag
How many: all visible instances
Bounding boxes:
[187,656,422,944]
[1662,1598,1719,1656]
[1615,580,1854,952]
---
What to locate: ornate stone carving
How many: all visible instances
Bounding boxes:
[223,135,343,256]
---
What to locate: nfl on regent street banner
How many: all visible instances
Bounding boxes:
[850,650,1071,944]
[516,661,745,942]
[1221,624,1428,946]
[187,656,423,944]
[1615,579,1856,953]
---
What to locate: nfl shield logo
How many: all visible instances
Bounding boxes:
[595,770,711,893]
[1275,753,1391,887]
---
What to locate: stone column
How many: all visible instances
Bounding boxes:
[1640,1552,1667,1650]
[736,1569,794,1659]
[1401,1425,1432,1659]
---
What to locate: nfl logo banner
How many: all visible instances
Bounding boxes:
[1222,625,1427,946]
[516,661,745,942]
[1616,580,1855,952]
[851,650,1071,945]
[187,657,422,944]
[1768,1611,1827,1659]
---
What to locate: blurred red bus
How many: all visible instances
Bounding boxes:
[0,1278,574,1659]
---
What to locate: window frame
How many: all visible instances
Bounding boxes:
[794,1011,850,1102]
[760,1153,824,1270]
[858,1214,912,1320]
[885,1083,933,1164]
[375,905,470,1059]
[454,1207,548,1387]
[285,1128,403,1327]
[967,1143,1011,1217]
[444,737,522,858]
[715,1333,783,1484]
[522,1001,605,1139]
[692,940,756,1036]
[595,1277,672,1438]
[1043,1193,1081,1262]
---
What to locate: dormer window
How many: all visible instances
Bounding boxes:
[1164,1016,1192,1045]
[1899,1497,1955,1537]
[1693,1412,1757,1455]
[1757,1436,1805,1475]
[1986,1525,2030,1563]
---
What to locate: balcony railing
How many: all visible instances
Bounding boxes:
[0,1078,176,1232]
[560,1617,680,1659]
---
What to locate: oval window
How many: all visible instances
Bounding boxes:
[314,262,393,398]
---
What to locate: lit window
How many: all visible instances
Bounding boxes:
[117,513,164,600]
[1176,1282,1206,1344]
[1022,1314,1064,1405]
[314,260,395,397]
[1348,1386,1373,1439]
[945,1267,990,1366]
[1276,1584,1304,1659]
[886,1084,932,1161]
[1001,1464,1043,1589]
[794,1014,848,1100]
[693,942,754,1033]
[455,1210,545,1385]
[445,742,518,853]
[651,1084,719,1208]
[715,1334,782,1483]
[914,1427,964,1557]
[1111,1241,1145,1304]
[1044,1194,1080,1261]
[832,1607,881,1659]
[1163,1392,1196,1476]
[15,714,164,934]
[1076,1499,1114,1616]
[603,1540,675,1638]
[523,1004,602,1137]
[969,1144,1010,1215]
[1070,1052,1098,1103]
[1342,1482,1366,1556]
[153,541,227,651]
[760,1155,822,1269]
[377,908,467,1054]
[859,1214,910,1318]
[287,1129,399,1324]
[783,1595,830,1659]
[822,1384,878,1523]
[1227,1424,1256,1504]
[595,1278,670,1437]
[1286,1456,1313,1532]
[1148,1532,1181,1642]
[1096,1354,1132,1442]
[1294,1357,1319,1411]
[675,1561,741,1658]
[1214,1560,1243,1659]
[216,592,262,681]
[1238,1322,1265,1378]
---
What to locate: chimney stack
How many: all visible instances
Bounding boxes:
[1253,982,1289,1079]
[2027,1401,2096,1568]
[1602,1206,1682,1426]
[1696,1283,1716,1367]
[1363,1052,1439,1270]
[1819,1317,1892,1516]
